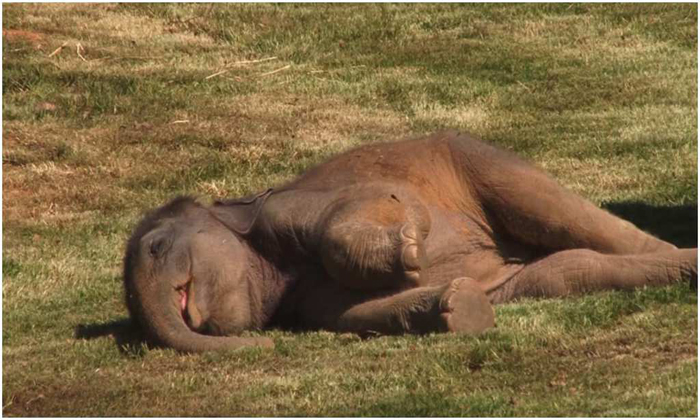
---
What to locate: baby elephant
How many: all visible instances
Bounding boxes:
[123,131,697,352]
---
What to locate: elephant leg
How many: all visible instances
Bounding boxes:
[301,277,494,335]
[489,248,697,303]
[449,135,675,254]
[318,191,431,290]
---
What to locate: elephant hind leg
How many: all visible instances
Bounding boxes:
[447,134,675,255]
[489,248,697,303]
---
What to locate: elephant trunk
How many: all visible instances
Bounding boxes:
[134,277,273,353]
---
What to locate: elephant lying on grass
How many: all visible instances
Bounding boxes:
[123,131,697,352]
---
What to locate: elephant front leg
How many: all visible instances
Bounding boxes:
[318,194,431,290]
[302,278,495,335]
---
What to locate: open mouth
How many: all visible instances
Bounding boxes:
[176,282,191,324]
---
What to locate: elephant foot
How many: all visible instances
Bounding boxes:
[681,248,698,291]
[438,278,495,334]
[398,223,428,286]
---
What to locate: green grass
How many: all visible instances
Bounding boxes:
[2,3,697,416]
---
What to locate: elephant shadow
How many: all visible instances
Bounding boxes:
[603,201,697,249]
[74,318,147,356]
[76,201,696,352]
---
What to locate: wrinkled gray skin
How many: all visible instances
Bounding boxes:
[123,131,698,352]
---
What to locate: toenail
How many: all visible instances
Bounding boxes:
[401,224,417,240]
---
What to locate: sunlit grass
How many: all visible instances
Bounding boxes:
[2,3,697,416]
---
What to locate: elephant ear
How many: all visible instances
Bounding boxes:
[210,188,273,235]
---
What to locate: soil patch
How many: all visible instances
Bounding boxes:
[3,29,45,48]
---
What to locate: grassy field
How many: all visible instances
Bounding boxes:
[2,3,697,416]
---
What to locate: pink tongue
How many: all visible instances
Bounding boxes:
[180,290,187,313]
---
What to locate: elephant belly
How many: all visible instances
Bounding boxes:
[423,206,511,287]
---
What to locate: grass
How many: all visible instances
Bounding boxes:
[2,3,697,416]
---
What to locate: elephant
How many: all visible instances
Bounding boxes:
[123,131,697,352]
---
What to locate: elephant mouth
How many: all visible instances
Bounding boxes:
[176,282,190,324]
[176,279,205,331]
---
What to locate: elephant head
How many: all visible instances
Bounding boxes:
[123,192,275,352]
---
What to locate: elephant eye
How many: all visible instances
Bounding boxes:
[149,236,170,258]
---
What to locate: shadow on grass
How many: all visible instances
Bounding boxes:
[74,318,148,356]
[604,202,698,249]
